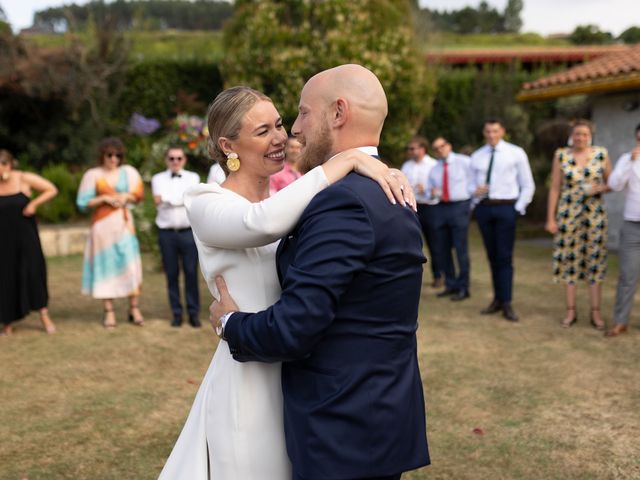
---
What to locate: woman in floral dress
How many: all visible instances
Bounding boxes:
[546,120,612,329]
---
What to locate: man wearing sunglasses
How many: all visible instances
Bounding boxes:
[152,147,201,327]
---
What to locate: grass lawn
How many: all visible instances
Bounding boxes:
[1,225,639,480]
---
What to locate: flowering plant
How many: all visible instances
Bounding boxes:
[165,114,209,158]
[142,113,211,178]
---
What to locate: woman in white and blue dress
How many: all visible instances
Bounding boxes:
[158,86,411,479]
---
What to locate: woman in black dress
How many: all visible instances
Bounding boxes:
[0,149,58,336]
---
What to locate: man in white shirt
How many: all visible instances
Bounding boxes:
[401,136,442,288]
[470,119,535,322]
[428,137,475,301]
[606,123,640,337]
[207,162,226,184]
[152,147,202,327]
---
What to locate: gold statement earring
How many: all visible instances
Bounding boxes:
[226,152,240,172]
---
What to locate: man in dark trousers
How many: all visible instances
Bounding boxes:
[152,147,201,327]
[470,119,535,322]
[428,136,474,301]
[212,64,429,480]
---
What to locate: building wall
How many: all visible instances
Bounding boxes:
[592,90,640,250]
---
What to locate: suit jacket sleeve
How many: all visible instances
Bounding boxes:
[184,166,328,249]
[224,184,376,362]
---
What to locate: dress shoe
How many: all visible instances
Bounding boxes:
[189,317,202,328]
[502,303,519,322]
[437,288,458,298]
[605,324,628,337]
[480,300,503,315]
[451,290,470,302]
[431,277,444,289]
[171,316,182,327]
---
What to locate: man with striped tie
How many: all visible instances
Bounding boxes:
[470,119,535,322]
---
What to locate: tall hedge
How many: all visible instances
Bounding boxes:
[116,59,224,123]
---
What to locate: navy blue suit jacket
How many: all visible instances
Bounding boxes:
[225,172,430,479]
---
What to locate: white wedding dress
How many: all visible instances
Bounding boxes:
[158,166,329,480]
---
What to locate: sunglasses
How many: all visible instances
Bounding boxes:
[105,152,124,159]
[168,156,185,162]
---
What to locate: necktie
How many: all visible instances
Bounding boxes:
[442,161,450,202]
[485,147,495,185]
[171,172,181,178]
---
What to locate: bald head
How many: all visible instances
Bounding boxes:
[312,64,388,122]
[297,64,388,152]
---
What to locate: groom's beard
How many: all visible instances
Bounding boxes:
[298,119,333,174]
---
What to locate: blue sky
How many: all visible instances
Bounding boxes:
[2,0,639,36]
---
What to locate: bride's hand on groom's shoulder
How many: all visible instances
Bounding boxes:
[346,149,416,211]
[389,168,416,211]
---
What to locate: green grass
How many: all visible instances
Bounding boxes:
[21,30,572,62]
[21,30,224,61]
[2,225,639,479]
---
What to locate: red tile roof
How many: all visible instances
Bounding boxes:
[518,43,640,101]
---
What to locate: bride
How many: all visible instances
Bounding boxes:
[158,86,412,479]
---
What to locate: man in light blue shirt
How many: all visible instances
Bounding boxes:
[470,119,535,322]
[401,136,442,287]
[428,137,474,301]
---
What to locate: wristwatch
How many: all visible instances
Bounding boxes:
[216,311,235,340]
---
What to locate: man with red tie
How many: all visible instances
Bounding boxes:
[428,137,474,301]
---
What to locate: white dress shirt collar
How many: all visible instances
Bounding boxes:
[327,146,378,161]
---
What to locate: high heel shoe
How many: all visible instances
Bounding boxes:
[561,306,577,328]
[590,308,605,331]
[103,309,116,330]
[128,306,144,326]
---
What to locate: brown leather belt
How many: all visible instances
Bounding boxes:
[480,198,517,205]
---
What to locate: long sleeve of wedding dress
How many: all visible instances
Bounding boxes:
[184,165,329,248]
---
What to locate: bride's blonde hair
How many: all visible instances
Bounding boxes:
[207,86,272,175]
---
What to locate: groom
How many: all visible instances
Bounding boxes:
[211,64,430,480]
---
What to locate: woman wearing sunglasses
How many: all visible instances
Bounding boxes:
[76,137,145,329]
[0,149,58,336]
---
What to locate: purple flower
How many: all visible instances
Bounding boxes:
[128,112,161,136]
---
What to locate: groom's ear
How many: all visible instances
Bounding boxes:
[332,97,349,128]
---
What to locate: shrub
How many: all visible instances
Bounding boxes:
[116,59,223,124]
[38,164,83,223]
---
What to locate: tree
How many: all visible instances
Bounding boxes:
[503,0,523,33]
[0,17,130,168]
[221,0,435,164]
[569,24,614,45]
[0,4,9,34]
[619,26,640,44]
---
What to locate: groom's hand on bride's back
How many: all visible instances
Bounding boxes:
[209,276,239,333]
